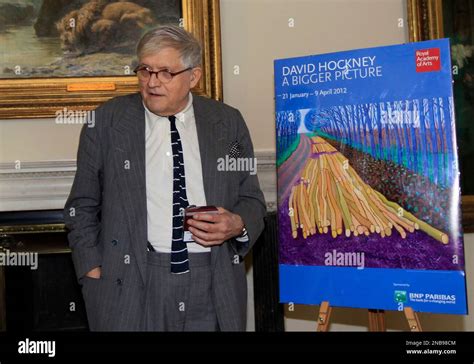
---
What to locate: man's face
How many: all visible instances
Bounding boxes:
[138,47,202,116]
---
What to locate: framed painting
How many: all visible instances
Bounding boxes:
[0,0,222,118]
[408,0,474,232]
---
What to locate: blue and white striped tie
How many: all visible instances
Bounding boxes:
[169,115,189,274]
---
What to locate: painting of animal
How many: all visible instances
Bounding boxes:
[0,0,181,78]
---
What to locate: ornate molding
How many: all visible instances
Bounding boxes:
[255,150,277,212]
[0,160,76,212]
[0,151,277,212]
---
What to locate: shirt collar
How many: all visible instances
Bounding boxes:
[175,92,193,124]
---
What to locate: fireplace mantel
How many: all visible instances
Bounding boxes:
[0,151,277,213]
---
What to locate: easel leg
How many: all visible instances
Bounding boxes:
[368,309,386,331]
[317,301,332,332]
[404,307,422,331]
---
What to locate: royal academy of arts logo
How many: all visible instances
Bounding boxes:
[415,48,441,72]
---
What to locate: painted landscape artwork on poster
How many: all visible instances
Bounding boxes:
[275,39,468,314]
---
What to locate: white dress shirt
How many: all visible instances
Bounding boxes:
[145,93,210,253]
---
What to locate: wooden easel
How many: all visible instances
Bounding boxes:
[316,301,422,332]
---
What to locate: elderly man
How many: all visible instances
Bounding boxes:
[64,25,266,331]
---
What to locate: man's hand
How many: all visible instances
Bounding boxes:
[187,207,244,247]
[85,267,101,279]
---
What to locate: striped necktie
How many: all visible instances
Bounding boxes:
[169,115,190,274]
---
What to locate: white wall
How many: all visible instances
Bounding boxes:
[0,119,82,162]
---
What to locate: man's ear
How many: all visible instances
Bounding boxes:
[190,67,202,88]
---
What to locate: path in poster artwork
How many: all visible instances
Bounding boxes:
[287,136,449,244]
[277,134,312,203]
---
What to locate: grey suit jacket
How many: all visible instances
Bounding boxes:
[64,93,266,331]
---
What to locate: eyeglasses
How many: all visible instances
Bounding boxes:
[133,65,192,83]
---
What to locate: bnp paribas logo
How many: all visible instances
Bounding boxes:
[394,290,407,303]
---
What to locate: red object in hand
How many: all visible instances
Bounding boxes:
[183,205,219,231]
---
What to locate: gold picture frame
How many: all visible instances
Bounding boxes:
[0,0,223,119]
[407,0,474,232]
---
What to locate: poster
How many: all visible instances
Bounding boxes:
[275,39,468,314]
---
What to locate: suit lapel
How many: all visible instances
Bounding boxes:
[193,96,225,267]
[111,94,148,284]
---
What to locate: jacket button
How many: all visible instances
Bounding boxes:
[111,239,118,246]
[116,278,123,286]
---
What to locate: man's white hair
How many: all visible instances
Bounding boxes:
[137,25,202,68]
